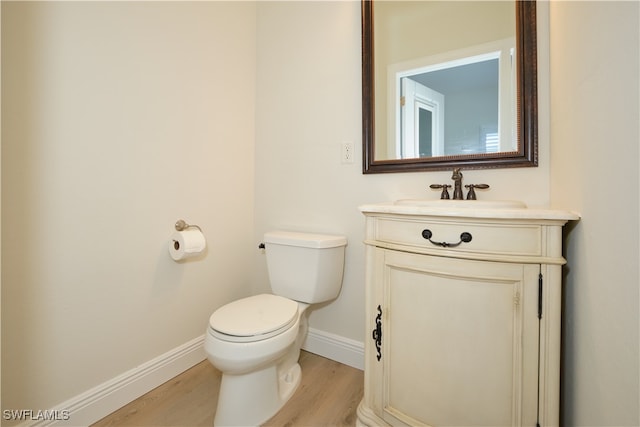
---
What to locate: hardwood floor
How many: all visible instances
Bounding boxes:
[91,351,363,427]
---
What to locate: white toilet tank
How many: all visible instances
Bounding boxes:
[263,231,347,304]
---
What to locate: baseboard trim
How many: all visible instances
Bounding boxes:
[21,335,206,427]
[302,327,364,371]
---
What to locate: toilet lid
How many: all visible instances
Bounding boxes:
[209,294,298,338]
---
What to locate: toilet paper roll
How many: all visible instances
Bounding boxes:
[169,229,206,261]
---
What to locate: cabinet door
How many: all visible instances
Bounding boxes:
[376,249,540,427]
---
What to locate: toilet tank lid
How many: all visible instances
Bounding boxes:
[264,231,347,249]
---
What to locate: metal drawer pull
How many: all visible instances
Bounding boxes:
[421,229,473,248]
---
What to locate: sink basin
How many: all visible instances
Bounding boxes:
[394,199,527,209]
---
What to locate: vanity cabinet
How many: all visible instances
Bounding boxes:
[357,203,579,427]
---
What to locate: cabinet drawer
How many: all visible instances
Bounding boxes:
[374,217,542,257]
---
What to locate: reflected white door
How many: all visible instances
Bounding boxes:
[400,78,445,158]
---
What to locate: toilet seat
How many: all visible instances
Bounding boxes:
[209,294,299,343]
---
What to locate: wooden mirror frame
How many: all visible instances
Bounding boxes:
[362,0,538,173]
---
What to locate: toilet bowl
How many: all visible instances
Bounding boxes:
[204,231,347,426]
[206,294,304,374]
[205,294,309,426]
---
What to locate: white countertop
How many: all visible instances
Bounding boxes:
[359,200,581,221]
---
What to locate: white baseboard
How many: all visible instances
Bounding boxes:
[302,328,364,371]
[21,335,206,427]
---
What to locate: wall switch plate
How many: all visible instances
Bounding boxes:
[341,142,355,164]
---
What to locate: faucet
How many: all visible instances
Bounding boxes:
[451,168,464,200]
[430,168,490,200]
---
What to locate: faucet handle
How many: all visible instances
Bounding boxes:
[464,184,490,200]
[430,184,452,199]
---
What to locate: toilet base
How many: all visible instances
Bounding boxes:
[213,362,302,426]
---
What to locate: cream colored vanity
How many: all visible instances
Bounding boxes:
[357,201,579,427]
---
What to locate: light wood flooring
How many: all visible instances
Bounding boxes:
[91,351,364,427]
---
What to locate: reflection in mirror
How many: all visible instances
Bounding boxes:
[362,0,538,173]
[392,44,515,159]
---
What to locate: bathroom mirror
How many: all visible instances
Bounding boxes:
[362,0,538,173]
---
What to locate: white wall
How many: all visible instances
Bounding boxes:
[549,1,639,425]
[2,1,256,416]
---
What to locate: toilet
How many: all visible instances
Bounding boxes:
[204,230,347,426]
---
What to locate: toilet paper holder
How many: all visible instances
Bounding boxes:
[174,219,202,232]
